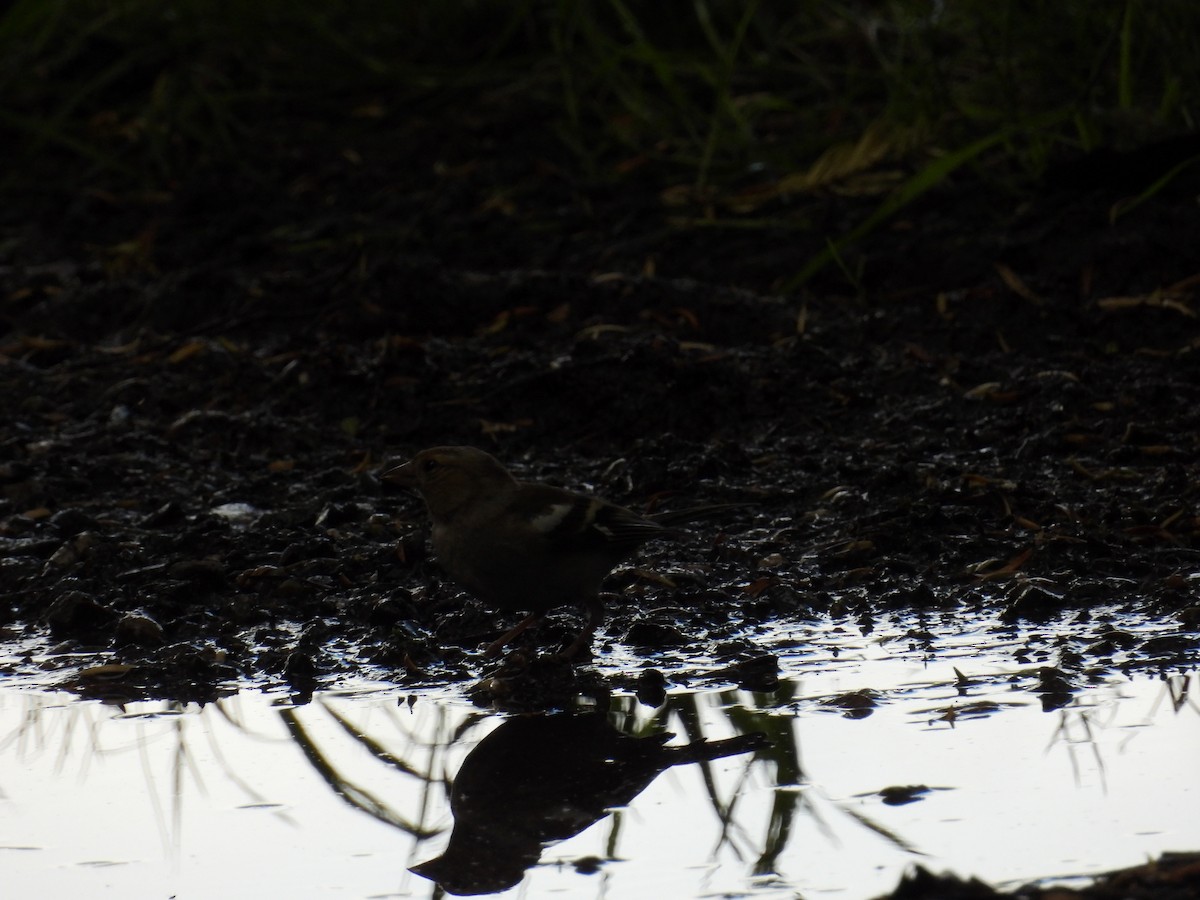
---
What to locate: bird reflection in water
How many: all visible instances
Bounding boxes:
[410,711,769,895]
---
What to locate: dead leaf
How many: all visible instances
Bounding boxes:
[973,547,1034,579]
[963,381,1004,400]
[776,120,911,196]
[632,569,677,588]
[479,191,515,215]
[591,272,630,284]
[479,310,511,335]
[741,577,775,596]
[1097,294,1195,317]
[1166,271,1200,293]
[13,335,71,353]
[478,418,532,437]
[95,339,142,355]
[168,339,206,364]
[1067,457,1139,481]
[673,306,700,330]
[994,263,1043,305]
[576,323,631,340]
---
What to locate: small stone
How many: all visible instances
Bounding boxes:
[44,590,118,636]
[115,612,165,647]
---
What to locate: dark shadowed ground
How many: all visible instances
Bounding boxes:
[2,81,1199,900]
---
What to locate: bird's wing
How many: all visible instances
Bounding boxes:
[515,485,668,552]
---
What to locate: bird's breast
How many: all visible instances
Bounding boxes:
[430,522,612,613]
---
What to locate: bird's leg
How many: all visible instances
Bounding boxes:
[483,611,545,658]
[559,594,608,661]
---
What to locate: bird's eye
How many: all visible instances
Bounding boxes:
[421,458,440,473]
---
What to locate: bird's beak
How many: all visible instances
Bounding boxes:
[381,460,416,486]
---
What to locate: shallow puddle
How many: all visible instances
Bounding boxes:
[1,612,1197,899]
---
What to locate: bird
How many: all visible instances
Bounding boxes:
[410,711,769,895]
[384,445,718,658]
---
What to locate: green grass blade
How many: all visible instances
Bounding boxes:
[783,129,1011,291]
[1118,0,1134,110]
[1109,153,1200,224]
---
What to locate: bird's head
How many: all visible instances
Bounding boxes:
[383,446,516,522]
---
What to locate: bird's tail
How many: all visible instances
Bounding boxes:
[648,502,753,527]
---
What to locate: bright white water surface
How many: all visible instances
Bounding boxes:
[0,612,1196,899]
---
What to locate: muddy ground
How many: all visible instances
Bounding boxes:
[4,106,1199,696]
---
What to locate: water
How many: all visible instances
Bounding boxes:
[0,612,1196,899]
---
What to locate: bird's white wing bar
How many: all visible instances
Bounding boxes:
[529,501,586,536]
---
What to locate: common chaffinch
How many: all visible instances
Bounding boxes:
[384,446,693,658]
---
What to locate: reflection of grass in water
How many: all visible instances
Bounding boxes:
[5,674,1194,888]
[0,683,916,877]
[0,690,459,860]
[611,682,935,875]
[1047,672,1198,794]
[277,695,445,839]
[1150,672,1197,717]
[601,689,784,870]
[0,693,213,857]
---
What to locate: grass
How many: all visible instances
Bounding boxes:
[2,0,1197,284]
